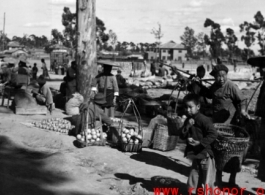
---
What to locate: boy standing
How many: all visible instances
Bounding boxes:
[180,94,217,195]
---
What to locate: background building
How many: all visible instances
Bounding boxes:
[144,41,187,61]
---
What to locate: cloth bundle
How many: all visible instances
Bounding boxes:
[65,93,84,115]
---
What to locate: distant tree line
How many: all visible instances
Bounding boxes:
[179,11,265,62]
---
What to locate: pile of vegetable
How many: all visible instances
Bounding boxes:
[32,118,73,134]
[121,127,142,144]
[76,128,107,143]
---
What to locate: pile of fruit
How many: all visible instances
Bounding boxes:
[110,117,122,123]
[76,128,107,143]
[32,118,73,134]
[121,127,143,144]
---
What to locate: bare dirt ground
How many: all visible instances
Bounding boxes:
[0,107,264,195]
[0,61,264,195]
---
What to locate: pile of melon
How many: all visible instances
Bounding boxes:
[121,127,143,144]
[32,118,73,134]
[76,128,107,143]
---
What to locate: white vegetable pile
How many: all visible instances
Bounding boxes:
[76,128,107,143]
[121,127,143,144]
[32,118,73,134]
[110,117,122,123]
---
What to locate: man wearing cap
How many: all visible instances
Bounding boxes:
[199,64,249,187]
[73,93,113,135]
[91,60,119,117]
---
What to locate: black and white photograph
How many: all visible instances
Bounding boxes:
[0,0,264,194]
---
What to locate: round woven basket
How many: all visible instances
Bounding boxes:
[213,123,250,171]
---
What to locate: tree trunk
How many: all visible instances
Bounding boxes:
[76,0,97,102]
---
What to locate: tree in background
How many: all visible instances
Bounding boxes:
[51,29,64,44]
[225,28,238,65]
[204,18,225,64]
[239,21,256,59]
[151,23,164,46]
[62,7,76,48]
[180,26,197,57]
[0,32,10,50]
[253,11,265,55]
[151,23,163,60]
[61,7,109,50]
[196,32,207,59]
[108,30,118,52]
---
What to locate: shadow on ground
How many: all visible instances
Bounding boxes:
[114,173,188,195]
[130,150,190,177]
[0,135,94,195]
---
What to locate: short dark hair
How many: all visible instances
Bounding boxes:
[197,65,205,72]
[183,94,201,105]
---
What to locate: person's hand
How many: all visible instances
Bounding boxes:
[187,118,195,127]
[241,110,251,120]
[113,96,117,106]
[79,102,89,112]
[188,138,200,146]
[192,76,200,82]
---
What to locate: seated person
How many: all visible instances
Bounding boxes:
[116,69,126,88]
[156,64,168,77]
[32,75,54,112]
[72,93,113,136]
[60,76,67,97]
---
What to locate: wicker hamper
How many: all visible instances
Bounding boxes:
[152,124,178,151]
[75,108,106,148]
[213,123,250,171]
[167,113,183,136]
[118,99,143,153]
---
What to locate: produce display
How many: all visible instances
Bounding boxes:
[120,127,143,144]
[32,118,73,134]
[76,128,107,144]
[110,117,122,123]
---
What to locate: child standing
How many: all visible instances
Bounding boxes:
[180,94,217,195]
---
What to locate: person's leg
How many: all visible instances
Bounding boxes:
[228,172,237,185]
[201,157,216,195]
[187,160,199,195]
[216,170,222,187]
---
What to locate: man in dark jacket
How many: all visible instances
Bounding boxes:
[66,61,77,101]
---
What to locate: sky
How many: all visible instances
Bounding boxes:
[0,0,265,51]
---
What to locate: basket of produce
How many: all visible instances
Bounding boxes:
[118,98,143,152]
[75,107,107,148]
[166,82,184,136]
[152,123,178,151]
[32,118,73,134]
[120,125,143,152]
[213,123,250,171]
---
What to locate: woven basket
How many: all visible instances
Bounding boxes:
[119,125,143,152]
[75,107,106,148]
[153,124,178,151]
[213,123,250,171]
[166,82,183,136]
[117,99,143,153]
[167,113,183,136]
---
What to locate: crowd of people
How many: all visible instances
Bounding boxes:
[0,57,260,193]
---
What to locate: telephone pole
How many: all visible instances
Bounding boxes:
[2,13,6,51]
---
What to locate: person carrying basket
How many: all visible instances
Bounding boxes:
[198,64,250,187]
